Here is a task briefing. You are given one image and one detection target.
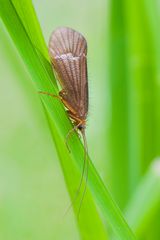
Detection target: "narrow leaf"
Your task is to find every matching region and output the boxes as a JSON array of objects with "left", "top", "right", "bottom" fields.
[{"left": 0, "top": 0, "right": 136, "bottom": 239}]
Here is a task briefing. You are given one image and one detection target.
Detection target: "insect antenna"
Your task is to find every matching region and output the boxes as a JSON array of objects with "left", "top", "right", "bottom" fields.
[
  {"left": 77, "top": 128, "right": 88, "bottom": 218},
  {"left": 63, "top": 127, "right": 88, "bottom": 218}
]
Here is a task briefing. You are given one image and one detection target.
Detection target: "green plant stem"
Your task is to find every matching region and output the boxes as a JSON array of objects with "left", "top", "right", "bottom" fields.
[
  {"left": 143, "top": 1, "right": 160, "bottom": 239},
  {"left": 124, "top": 0, "right": 157, "bottom": 193},
  {"left": 12, "top": 0, "right": 48, "bottom": 60},
  {"left": 0, "top": 1, "right": 108, "bottom": 239},
  {"left": 43, "top": 104, "right": 108, "bottom": 240},
  {"left": 108, "top": 0, "right": 129, "bottom": 209},
  {"left": 0, "top": 0, "right": 136, "bottom": 239},
  {"left": 125, "top": 159, "right": 160, "bottom": 238}
]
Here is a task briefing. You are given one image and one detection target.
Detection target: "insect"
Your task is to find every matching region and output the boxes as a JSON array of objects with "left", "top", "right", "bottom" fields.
[{"left": 39, "top": 27, "right": 89, "bottom": 214}]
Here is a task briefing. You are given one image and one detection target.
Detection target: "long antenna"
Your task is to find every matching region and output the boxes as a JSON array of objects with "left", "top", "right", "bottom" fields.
[
  {"left": 63, "top": 127, "right": 87, "bottom": 216},
  {"left": 77, "top": 128, "right": 88, "bottom": 218}
]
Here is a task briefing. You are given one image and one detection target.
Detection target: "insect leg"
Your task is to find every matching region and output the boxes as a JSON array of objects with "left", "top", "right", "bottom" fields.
[
  {"left": 38, "top": 91, "right": 61, "bottom": 100},
  {"left": 65, "top": 112, "right": 84, "bottom": 151},
  {"left": 65, "top": 125, "right": 78, "bottom": 152}
]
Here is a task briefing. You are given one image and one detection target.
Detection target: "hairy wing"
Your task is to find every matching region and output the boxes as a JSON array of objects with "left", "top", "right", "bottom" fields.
[{"left": 48, "top": 27, "right": 88, "bottom": 118}]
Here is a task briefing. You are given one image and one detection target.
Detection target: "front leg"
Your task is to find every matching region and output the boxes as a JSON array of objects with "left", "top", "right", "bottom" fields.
[{"left": 38, "top": 91, "right": 61, "bottom": 100}]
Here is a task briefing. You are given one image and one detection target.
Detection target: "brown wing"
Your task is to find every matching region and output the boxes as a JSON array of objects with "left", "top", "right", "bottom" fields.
[{"left": 48, "top": 27, "right": 88, "bottom": 119}]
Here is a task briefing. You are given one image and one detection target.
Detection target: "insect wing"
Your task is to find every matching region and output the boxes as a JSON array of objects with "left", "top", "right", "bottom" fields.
[{"left": 49, "top": 27, "right": 88, "bottom": 119}]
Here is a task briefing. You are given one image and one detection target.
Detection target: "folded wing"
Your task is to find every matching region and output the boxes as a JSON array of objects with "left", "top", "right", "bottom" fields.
[{"left": 49, "top": 27, "right": 88, "bottom": 119}]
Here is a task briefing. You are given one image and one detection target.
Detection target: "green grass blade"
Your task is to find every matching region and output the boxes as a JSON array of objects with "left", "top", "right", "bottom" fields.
[
  {"left": 12, "top": 0, "right": 48, "bottom": 60},
  {"left": 125, "top": 159, "right": 160, "bottom": 238},
  {"left": 143, "top": 1, "right": 160, "bottom": 238},
  {"left": 43, "top": 104, "right": 108, "bottom": 240},
  {"left": 0, "top": 1, "right": 107, "bottom": 239},
  {"left": 108, "top": 0, "right": 129, "bottom": 209},
  {"left": 0, "top": 0, "right": 136, "bottom": 239},
  {"left": 124, "top": 0, "right": 157, "bottom": 192}
]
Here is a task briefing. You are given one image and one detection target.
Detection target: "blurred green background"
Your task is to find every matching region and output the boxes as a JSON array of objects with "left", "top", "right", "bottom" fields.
[{"left": 1, "top": 0, "right": 160, "bottom": 239}]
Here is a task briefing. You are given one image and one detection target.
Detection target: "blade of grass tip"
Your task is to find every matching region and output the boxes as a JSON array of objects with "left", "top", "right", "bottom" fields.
[
  {"left": 125, "top": 159, "right": 160, "bottom": 238},
  {"left": 0, "top": 1, "right": 136, "bottom": 239},
  {"left": 108, "top": 0, "right": 129, "bottom": 209},
  {"left": 124, "top": 0, "right": 157, "bottom": 193}
]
